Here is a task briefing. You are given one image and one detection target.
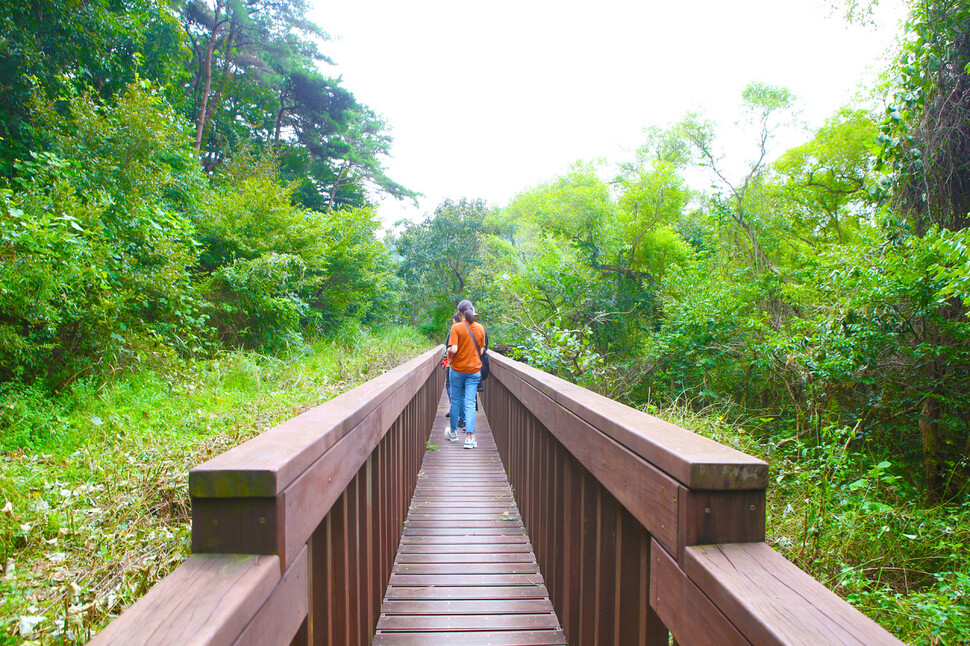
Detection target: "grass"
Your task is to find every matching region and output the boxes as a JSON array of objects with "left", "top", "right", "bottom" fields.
[
  {"left": 5, "top": 333, "right": 965, "bottom": 644},
  {"left": 0, "top": 326, "right": 431, "bottom": 644},
  {"left": 646, "top": 400, "right": 970, "bottom": 645}
]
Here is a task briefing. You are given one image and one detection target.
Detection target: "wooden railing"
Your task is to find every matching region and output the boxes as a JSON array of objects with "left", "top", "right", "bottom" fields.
[
  {"left": 90, "top": 348, "right": 444, "bottom": 645},
  {"left": 90, "top": 346, "right": 904, "bottom": 645},
  {"left": 481, "top": 351, "right": 903, "bottom": 645}
]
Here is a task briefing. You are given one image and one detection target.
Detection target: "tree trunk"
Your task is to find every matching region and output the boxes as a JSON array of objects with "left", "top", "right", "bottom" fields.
[
  {"left": 327, "top": 162, "right": 351, "bottom": 211},
  {"left": 274, "top": 88, "right": 287, "bottom": 142},
  {"left": 195, "top": 0, "right": 226, "bottom": 152},
  {"left": 920, "top": 396, "right": 944, "bottom": 503},
  {"left": 198, "top": 28, "right": 235, "bottom": 151}
]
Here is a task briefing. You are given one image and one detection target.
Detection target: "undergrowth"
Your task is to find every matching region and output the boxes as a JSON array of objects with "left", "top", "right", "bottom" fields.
[
  {"left": 0, "top": 326, "right": 430, "bottom": 644},
  {"left": 648, "top": 401, "right": 970, "bottom": 645}
]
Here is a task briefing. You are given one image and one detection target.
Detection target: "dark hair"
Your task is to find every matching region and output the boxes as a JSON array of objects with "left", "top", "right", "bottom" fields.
[
  {"left": 457, "top": 299, "right": 476, "bottom": 322},
  {"left": 452, "top": 312, "right": 461, "bottom": 323}
]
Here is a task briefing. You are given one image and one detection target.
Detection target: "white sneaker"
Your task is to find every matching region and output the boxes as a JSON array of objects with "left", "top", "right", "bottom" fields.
[
  {"left": 463, "top": 436, "right": 474, "bottom": 449},
  {"left": 448, "top": 431, "right": 459, "bottom": 442},
  {"left": 471, "top": 436, "right": 478, "bottom": 448}
]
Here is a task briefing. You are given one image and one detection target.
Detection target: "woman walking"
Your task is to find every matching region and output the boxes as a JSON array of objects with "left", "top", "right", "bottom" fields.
[
  {"left": 447, "top": 299, "right": 486, "bottom": 449},
  {"left": 443, "top": 312, "right": 465, "bottom": 431}
]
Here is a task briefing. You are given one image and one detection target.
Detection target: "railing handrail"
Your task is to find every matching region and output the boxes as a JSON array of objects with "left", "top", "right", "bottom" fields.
[
  {"left": 483, "top": 350, "right": 903, "bottom": 645},
  {"left": 189, "top": 349, "right": 437, "bottom": 498},
  {"left": 189, "top": 348, "right": 438, "bottom": 570},
  {"left": 498, "top": 352, "right": 769, "bottom": 489},
  {"left": 90, "top": 347, "right": 444, "bottom": 645},
  {"left": 89, "top": 347, "right": 903, "bottom": 645}
]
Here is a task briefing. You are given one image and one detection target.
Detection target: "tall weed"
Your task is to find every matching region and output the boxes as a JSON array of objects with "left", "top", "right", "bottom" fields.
[
  {"left": 647, "top": 400, "right": 970, "bottom": 645},
  {"left": 0, "top": 327, "right": 429, "bottom": 644}
]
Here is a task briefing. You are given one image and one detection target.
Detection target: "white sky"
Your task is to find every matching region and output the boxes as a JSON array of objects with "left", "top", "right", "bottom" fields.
[{"left": 308, "top": 0, "right": 907, "bottom": 228}]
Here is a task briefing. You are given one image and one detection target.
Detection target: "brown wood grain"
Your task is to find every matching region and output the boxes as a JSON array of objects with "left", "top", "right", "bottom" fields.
[
  {"left": 677, "top": 487, "right": 766, "bottom": 564},
  {"left": 381, "top": 599, "right": 555, "bottom": 614},
  {"left": 596, "top": 492, "right": 619, "bottom": 645},
  {"left": 374, "top": 401, "right": 563, "bottom": 644},
  {"left": 490, "top": 352, "right": 767, "bottom": 490},
  {"left": 192, "top": 496, "right": 279, "bottom": 556},
  {"left": 281, "top": 405, "right": 381, "bottom": 570},
  {"left": 649, "top": 539, "right": 750, "bottom": 646},
  {"left": 235, "top": 546, "right": 308, "bottom": 646},
  {"left": 372, "top": 632, "right": 567, "bottom": 646},
  {"left": 392, "top": 563, "right": 541, "bottom": 575},
  {"left": 395, "top": 552, "right": 536, "bottom": 563},
  {"left": 102, "top": 347, "right": 897, "bottom": 646},
  {"left": 189, "top": 349, "right": 438, "bottom": 499},
  {"left": 684, "top": 543, "right": 906, "bottom": 645},
  {"left": 397, "top": 543, "right": 532, "bottom": 553},
  {"left": 89, "top": 555, "right": 280, "bottom": 645},
  {"left": 384, "top": 586, "right": 551, "bottom": 600},
  {"left": 563, "top": 455, "right": 582, "bottom": 644},
  {"left": 578, "top": 473, "right": 597, "bottom": 646},
  {"left": 378, "top": 614, "right": 561, "bottom": 631},
  {"left": 189, "top": 349, "right": 441, "bottom": 572},
  {"left": 499, "top": 369, "right": 682, "bottom": 551},
  {"left": 307, "top": 516, "right": 330, "bottom": 646},
  {"left": 398, "top": 535, "right": 530, "bottom": 546}
]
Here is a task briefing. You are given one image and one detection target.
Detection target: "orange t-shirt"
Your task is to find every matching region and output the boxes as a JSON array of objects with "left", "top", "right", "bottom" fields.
[{"left": 448, "top": 321, "right": 486, "bottom": 374}]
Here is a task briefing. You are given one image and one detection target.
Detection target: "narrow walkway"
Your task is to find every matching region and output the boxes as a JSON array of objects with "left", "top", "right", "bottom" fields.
[{"left": 372, "top": 391, "right": 566, "bottom": 646}]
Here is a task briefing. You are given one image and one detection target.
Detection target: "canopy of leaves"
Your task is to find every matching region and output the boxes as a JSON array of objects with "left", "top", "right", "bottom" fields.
[{"left": 0, "top": 1, "right": 411, "bottom": 386}]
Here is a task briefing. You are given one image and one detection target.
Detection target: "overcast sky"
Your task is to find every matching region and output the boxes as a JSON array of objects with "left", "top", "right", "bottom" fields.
[{"left": 308, "top": 0, "right": 907, "bottom": 227}]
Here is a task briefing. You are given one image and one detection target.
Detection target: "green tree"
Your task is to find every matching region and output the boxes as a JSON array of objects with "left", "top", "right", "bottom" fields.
[
  {"left": 615, "top": 135, "right": 694, "bottom": 280},
  {"left": 199, "top": 151, "right": 395, "bottom": 345},
  {"left": 677, "top": 83, "right": 797, "bottom": 270},
  {"left": 0, "top": 0, "right": 187, "bottom": 176},
  {"left": 394, "top": 198, "right": 489, "bottom": 329},
  {"left": 771, "top": 108, "right": 878, "bottom": 247},
  {"left": 870, "top": 0, "right": 970, "bottom": 501},
  {"left": 876, "top": 0, "right": 970, "bottom": 234},
  {"left": 0, "top": 83, "right": 207, "bottom": 386},
  {"left": 504, "top": 163, "right": 616, "bottom": 269},
  {"left": 179, "top": 0, "right": 411, "bottom": 209}
]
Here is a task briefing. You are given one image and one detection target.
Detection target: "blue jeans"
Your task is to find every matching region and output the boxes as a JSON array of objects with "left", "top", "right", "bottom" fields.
[{"left": 449, "top": 369, "right": 481, "bottom": 434}]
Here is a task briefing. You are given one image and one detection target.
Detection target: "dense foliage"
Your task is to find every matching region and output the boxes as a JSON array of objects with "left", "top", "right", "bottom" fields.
[
  {"left": 391, "top": 2, "right": 970, "bottom": 641},
  {"left": 1, "top": 0, "right": 969, "bottom": 643},
  {"left": 399, "top": 27, "right": 970, "bottom": 505},
  {"left": 0, "top": 5, "right": 421, "bottom": 641},
  {"left": 0, "top": 328, "right": 430, "bottom": 643},
  {"left": 0, "top": 0, "right": 411, "bottom": 395}
]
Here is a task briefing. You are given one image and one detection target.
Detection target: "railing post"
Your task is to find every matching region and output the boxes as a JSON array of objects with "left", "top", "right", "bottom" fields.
[
  {"left": 482, "top": 351, "right": 902, "bottom": 646},
  {"left": 88, "top": 349, "right": 444, "bottom": 646}
]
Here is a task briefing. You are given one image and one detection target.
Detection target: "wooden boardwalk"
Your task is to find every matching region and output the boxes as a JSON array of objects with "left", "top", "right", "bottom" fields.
[{"left": 372, "top": 392, "right": 566, "bottom": 646}]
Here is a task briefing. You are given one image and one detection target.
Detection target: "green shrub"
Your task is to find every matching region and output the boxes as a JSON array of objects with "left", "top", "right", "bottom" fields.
[
  {"left": 0, "top": 83, "right": 208, "bottom": 388},
  {"left": 0, "top": 383, "right": 70, "bottom": 452},
  {"left": 206, "top": 254, "right": 309, "bottom": 352}
]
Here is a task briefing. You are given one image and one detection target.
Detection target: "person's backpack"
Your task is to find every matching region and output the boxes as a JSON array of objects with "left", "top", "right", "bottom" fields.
[{"left": 463, "top": 322, "right": 489, "bottom": 381}]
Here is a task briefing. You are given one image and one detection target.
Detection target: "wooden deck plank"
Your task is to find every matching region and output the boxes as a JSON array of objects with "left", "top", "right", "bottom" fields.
[
  {"left": 392, "top": 563, "right": 541, "bottom": 575},
  {"left": 405, "top": 514, "right": 521, "bottom": 520},
  {"left": 372, "top": 631, "right": 567, "bottom": 646},
  {"left": 394, "top": 553, "right": 537, "bottom": 564},
  {"left": 403, "top": 520, "right": 524, "bottom": 527},
  {"left": 381, "top": 599, "right": 555, "bottom": 614},
  {"left": 397, "top": 544, "right": 533, "bottom": 554},
  {"left": 378, "top": 614, "right": 561, "bottom": 631},
  {"left": 384, "top": 586, "right": 551, "bottom": 600},
  {"left": 398, "top": 535, "right": 530, "bottom": 544},
  {"left": 403, "top": 523, "right": 526, "bottom": 537},
  {"left": 374, "top": 391, "right": 565, "bottom": 645}
]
